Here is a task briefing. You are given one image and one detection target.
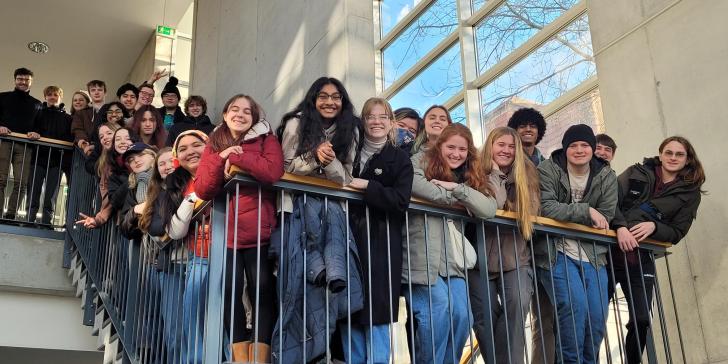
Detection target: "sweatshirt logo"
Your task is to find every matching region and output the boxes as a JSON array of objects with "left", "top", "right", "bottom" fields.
[{"left": 374, "top": 168, "right": 382, "bottom": 175}]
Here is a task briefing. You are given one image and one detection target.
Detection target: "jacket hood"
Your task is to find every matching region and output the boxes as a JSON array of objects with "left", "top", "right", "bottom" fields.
[{"left": 243, "top": 119, "right": 273, "bottom": 141}]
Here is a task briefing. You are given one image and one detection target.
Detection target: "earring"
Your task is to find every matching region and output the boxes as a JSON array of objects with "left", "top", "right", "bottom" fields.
[{"left": 172, "top": 158, "right": 180, "bottom": 168}]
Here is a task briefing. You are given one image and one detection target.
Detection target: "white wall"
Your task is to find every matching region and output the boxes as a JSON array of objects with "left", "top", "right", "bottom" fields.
[
  {"left": 190, "top": 0, "right": 375, "bottom": 126},
  {"left": 589, "top": 0, "right": 728, "bottom": 362}
]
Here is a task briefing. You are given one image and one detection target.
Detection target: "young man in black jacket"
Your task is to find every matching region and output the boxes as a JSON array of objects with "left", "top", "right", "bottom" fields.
[
  {"left": 0, "top": 67, "right": 42, "bottom": 220},
  {"left": 27, "top": 86, "right": 74, "bottom": 225}
]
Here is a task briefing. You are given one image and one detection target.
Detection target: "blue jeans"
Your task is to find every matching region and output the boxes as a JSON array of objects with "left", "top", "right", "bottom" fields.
[
  {"left": 158, "top": 264, "right": 185, "bottom": 363},
  {"left": 538, "top": 253, "right": 609, "bottom": 364},
  {"left": 339, "top": 322, "right": 391, "bottom": 364},
  {"left": 403, "top": 276, "right": 472, "bottom": 364},
  {"left": 182, "top": 257, "right": 208, "bottom": 364}
]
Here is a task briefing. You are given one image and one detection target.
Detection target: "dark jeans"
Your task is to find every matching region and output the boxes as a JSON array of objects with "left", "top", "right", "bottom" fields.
[
  {"left": 27, "top": 160, "right": 70, "bottom": 224},
  {"left": 224, "top": 245, "right": 276, "bottom": 344},
  {"left": 608, "top": 249, "right": 656, "bottom": 364},
  {"left": 0, "top": 141, "right": 32, "bottom": 217}
]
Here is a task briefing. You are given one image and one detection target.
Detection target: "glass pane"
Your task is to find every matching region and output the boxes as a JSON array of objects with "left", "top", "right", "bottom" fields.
[
  {"left": 475, "top": 0, "right": 579, "bottom": 74},
  {"left": 380, "top": 0, "right": 423, "bottom": 37},
  {"left": 389, "top": 44, "right": 463, "bottom": 116},
  {"left": 540, "top": 89, "right": 604, "bottom": 157},
  {"left": 479, "top": 15, "right": 595, "bottom": 123},
  {"left": 450, "top": 103, "right": 466, "bottom": 124},
  {"left": 472, "top": 0, "right": 487, "bottom": 12},
  {"left": 174, "top": 37, "right": 192, "bottom": 82},
  {"left": 382, "top": 0, "right": 458, "bottom": 89}
]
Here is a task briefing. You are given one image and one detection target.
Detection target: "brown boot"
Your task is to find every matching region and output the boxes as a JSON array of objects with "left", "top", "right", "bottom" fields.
[
  {"left": 248, "top": 342, "right": 271, "bottom": 364},
  {"left": 231, "top": 341, "right": 251, "bottom": 363}
]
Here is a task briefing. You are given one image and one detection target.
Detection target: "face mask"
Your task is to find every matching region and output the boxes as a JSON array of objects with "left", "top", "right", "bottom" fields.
[{"left": 395, "top": 128, "right": 415, "bottom": 146}]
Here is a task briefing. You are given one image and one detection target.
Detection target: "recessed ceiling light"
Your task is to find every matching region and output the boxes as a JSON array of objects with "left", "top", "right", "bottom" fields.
[{"left": 27, "top": 41, "right": 49, "bottom": 54}]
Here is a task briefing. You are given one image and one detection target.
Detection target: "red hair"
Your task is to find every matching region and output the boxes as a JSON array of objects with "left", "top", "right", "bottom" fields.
[{"left": 424, "top": 124, "right": 491, "bottom": 196}]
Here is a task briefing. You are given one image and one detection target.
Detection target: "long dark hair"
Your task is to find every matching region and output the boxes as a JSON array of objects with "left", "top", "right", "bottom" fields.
[
  {"left": 209, "top": 94, "right": 265, "bottom": 153},
  {"left": 276, "top": 77, "right": 359, "bottom": 161},
  {"left": 132, "top": 105, "right": 167, "bottom": 149},
  {"left": 160, "top": 132, "right": 207, "bottom": 226}
]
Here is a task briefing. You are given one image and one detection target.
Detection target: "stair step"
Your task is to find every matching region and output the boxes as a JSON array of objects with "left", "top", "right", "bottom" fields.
[
  {"left": 104, "top": 333, "right": 120, "bottom": 364},
  {"left": 75, "top": 272, "right": 86, "bottom": 298},
  {"left": 68, "top": 253, "right": 78, "bottom": 278},
  {"left": 97, "top": 320, "right": 110, "bottom": 351},
  {"left": 92, "top": 308, "right": 106, "bottom": 336}
]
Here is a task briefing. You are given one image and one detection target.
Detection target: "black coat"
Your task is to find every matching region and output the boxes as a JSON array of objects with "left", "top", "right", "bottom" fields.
[
  {"left": 350, "top": 143, "right": 413, "bottom": 325},
  {"left": 34, "top": 103, "right": 73, "bottom": 168},
  {"left": 158, "top": 106, "right": 188, "bottom": 131},
  {"left": 611, "top": 157, "right": 702, "bottom": 244},
  {"left": 0, "top": 89, "right": 41, "bottom": 133}
]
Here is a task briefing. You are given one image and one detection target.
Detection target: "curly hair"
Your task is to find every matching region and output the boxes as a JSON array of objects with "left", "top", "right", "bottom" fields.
[
  {"left": 424, "top": 124, "right": 490, "bottom": 196},
  {"left": 507, "top": 107, "right": 546, "bottom": 145},
  {"left": 276, "top": 77, "right": 360, "bottom": 162}
]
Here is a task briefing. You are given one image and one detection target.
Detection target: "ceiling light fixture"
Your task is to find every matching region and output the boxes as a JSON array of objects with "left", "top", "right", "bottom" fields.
[{"left": 27, "top": 41, "right": 49, "bottom": 54}]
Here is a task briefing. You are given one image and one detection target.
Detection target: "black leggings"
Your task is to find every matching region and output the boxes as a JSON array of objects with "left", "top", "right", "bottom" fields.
[{"left": 223, "top": 245, "right": 276, "bottom": 344}]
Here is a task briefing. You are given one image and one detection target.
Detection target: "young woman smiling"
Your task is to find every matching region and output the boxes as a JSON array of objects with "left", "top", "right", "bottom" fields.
[
  {"left": 471, "top": 127, "right": 540, "bottom": 364},
  {"left": 404, "top": 123, "right": 496, "bottom": 363},
  {"left": 195, "top": 94, "right": 284, "bottom": 363},
  {"left": 345, "top": 97, "right": 413, "bottom": 363},
  {"left": 411, "top": 105, "right": 452, "bottom": 154}
]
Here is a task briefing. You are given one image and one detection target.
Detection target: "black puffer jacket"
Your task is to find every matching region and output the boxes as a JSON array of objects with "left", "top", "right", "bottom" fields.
[
  {"left": 165, "top": 114, "right": 215, "bottom": 146},
  {"left": 611, "top": 157, "right": 702, "bottom": 244}
]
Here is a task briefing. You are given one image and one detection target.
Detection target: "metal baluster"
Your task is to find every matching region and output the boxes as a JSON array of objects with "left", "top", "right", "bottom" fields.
[
  {"left": 650, "top": 252, "right": 673, "bottom": 363},
  {"left": 494, "top": 225, "right": 513, "bottom": 364},
  {"left": 589, "top": 240, "right": 612, "bottom": 364},
  {"left": 606, "top": 246, "right": 627, "bottom": 363},
  {"left": 404, "top": 211, "right": 416, "bottom": 364},
  {"left": 422, "top": 213, "right": 437, "bottom": 362},
  {"left": 440, "top": 216, "right": 457, "bottom": 364},
  {"left": 460, "top": 218, "right": 475, "bottom": 364},
  {"left": 635, "top": 248, "right": 658, "bottom": 364},
  {"left": 575, "top": 240, "right": 598, "bottom": 363},
  {"left": 528, "top": 235, "right": 549, "bottom": 364},
  {"left": 475, "top": 219, "right": 496, "bottom": 364},
  {"left": 510, "top": 227, "right": 529, "bottom": 364},
  {"left": 621, "top": 247, "right": 644, "bottom": 363}
]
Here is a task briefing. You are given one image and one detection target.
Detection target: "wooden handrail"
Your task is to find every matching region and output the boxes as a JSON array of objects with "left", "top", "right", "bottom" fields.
[
  {"left": 1, "top": 131, "right": 75, "bottom": 147},
  {"left": 229, "top": 167, "right": 671, "bottom": 248}
]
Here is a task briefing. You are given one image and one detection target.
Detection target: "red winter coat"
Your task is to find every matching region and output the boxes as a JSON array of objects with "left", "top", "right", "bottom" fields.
[{"left": 194, "top": 122, "right": 284, "bottom": 249}]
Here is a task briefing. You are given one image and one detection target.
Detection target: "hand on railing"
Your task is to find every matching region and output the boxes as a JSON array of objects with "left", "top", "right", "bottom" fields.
[
  {"left": 27, "top": 131, "right": 41, "bottom": 140},
  {"left": 0, "top": 126, "right": 10, "bottom": 135}
]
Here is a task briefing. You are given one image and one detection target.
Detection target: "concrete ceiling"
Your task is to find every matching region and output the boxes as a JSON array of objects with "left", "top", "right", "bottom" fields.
[{"left": 0, "top": 0, "right": 192, "bottom": 101}]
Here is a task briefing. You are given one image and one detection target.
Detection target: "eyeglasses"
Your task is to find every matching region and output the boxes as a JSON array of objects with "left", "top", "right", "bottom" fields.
[
  {"left": 107, "top": 110, "right": 124, "bottom": 115},
  {"left": 365, "top": 114, "right": 391, "bottom": 122},
  {"left": 662, "top": 150, "right": 687, "bottom": 158},
  {"left": 15, "top": 77, "right": 31, "bottom": 82},
  {"left": 140, "top": 91, "right": 154, "bottom": 98},
  {"left": 317, "top": 92, "right": 342, "bottom": 102}
]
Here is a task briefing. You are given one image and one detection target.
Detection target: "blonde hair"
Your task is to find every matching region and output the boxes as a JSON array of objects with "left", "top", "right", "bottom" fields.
[
  {"left": 44, "top": 85, "right": 63, "bottom": 98},
  {"left": 128, "top": 149, "right": 158, "bottom": 188},
  {"left": 360, "top": 97, "right": 396, "bottom": 144},
  {"left": 479, "top": 127, "right": 540, "bottom": 240}
]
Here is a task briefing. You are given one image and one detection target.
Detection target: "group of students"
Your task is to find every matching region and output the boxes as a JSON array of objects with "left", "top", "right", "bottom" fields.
[{"left": 1, "top": 67, "right": 706, "bottom": 364}]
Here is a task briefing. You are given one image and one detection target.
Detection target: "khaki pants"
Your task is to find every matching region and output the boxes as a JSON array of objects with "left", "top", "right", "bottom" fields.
[{"left": 0, "top": 141, "right": 32, "bottom": 217}]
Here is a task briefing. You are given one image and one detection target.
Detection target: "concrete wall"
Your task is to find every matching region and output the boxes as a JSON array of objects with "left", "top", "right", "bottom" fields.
[
  {"left": 190, "top": 0, "right": 375, "bottom": 126},
  {"left": 126, "top": 32, "right": 156, "bottom": 87},
  {"left": 0, "top": 232, "right": 74, "bottom": 296},
  {"left": 588, "top": 0, "right": 728, "bottom": 363}
]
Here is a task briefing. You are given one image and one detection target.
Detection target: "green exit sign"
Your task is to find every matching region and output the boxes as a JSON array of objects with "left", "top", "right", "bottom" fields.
[{"left": 157, "top": 25, "right": 175, "bottom": 36}]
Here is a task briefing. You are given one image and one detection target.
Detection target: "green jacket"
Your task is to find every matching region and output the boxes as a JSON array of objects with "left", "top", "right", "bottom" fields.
[
  {"left": 402, "top": 150, "right": 497, "bottom": 285},
  {"left": 534, "top": 149, "right": 618, "bottom": 269}
]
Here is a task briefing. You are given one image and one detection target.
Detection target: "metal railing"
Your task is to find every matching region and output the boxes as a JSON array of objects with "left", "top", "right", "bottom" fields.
[
  {"left": 0, "top": 133, "right": 73, "bottom": 228},
  {"left": 64, "top": 147, "right": 686, "bottom": 364}
]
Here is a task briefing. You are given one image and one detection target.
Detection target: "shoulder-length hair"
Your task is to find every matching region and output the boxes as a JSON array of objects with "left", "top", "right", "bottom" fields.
[
  {"left": 414, "top": 105, "right": 452, "bottom": 152},
  {"left": 480, "top": 127, "right": 540, "bottom": 240},
  {"left": 209, "top": 94, "right": 265, "bottom": 153},
  {"left": 424, "top": 123, "right": 489, "bottom": 195},
  {"left": 131, "top": 105, "right": 167, "bottom": 149},
  {"left": 659, "top": 136, "right": 706, "bottom": 191},
  {"left": 276, "top": 77, "right": 359, "bottom": 162},
  {"left": 139, "top": 147, "right": 172, "bottom": 233},
  {"left": 70, "top": 91, "right": 90, "bottom": 116},
  {"left": 360, "top": 97, "right": 396, "bottom": 144},
  {"left": 109, "top": 127, "right": 140, "bottom": 173}
]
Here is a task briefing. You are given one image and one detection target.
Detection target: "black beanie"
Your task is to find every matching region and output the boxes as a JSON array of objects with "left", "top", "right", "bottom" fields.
[
  {"left": 161, "top": 76, "right": 181, "bottom": 99},
  {"left": 562, "top": 124, "right": 596, "bottom": 151},
  {"left": 116, "top": 83, "right": 139, "bottom": 98}
]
